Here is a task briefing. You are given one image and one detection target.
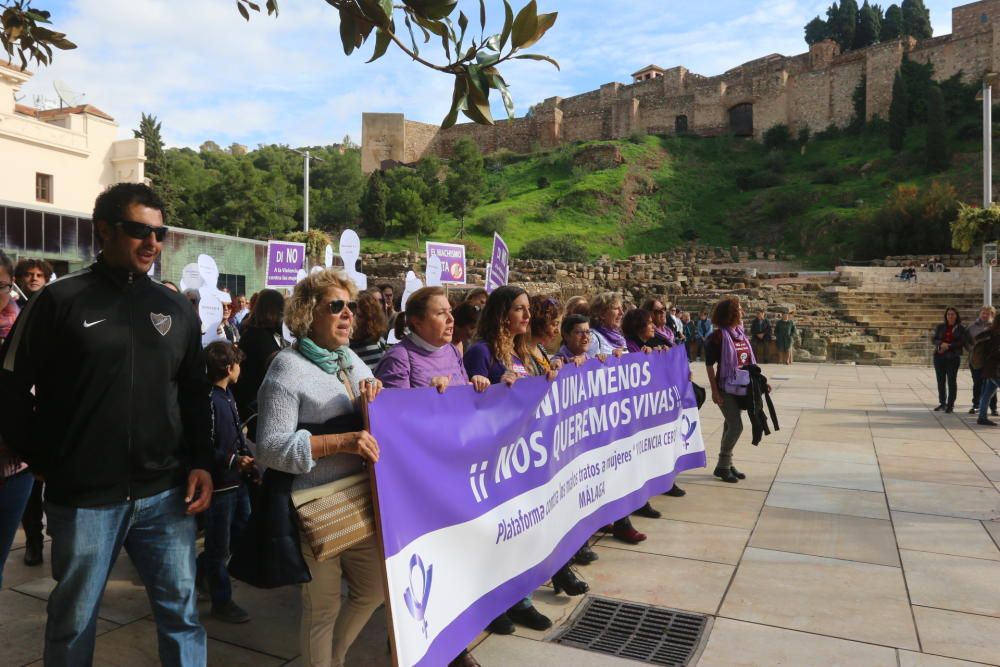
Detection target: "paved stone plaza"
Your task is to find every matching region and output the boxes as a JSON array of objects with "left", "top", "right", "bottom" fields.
[{"left": 3, "top": 362, "right": 1000, "bottom": 666}]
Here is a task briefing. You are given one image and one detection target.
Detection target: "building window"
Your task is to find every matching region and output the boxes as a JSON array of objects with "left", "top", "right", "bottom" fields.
[
  {"left": 36, "top": 173, "right": 53, "bottom": 203},
  {"left": 675, "top": 115, "right": 689, "bottom": 135}
]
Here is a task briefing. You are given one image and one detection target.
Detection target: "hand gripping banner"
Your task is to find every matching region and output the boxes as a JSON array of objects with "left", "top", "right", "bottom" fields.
[{"left": 367, "top": 347, "right": 706, "bottom": 667}]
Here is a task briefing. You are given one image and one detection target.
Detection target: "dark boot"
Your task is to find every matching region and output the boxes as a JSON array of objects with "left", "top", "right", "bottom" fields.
[{"left": 552, "top": 565, "right": 589, "bottom": 596}]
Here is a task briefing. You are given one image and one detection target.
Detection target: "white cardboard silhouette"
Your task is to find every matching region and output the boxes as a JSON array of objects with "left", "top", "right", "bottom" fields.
[
  {"left": 196, "top": 254, "right": 224, "bottom": 346},
  {"left": 339, "top": 229, "right": 367, "bottom": 290},
  {"left": 425, "top": 255, "right": 443, "bottom": 287}
]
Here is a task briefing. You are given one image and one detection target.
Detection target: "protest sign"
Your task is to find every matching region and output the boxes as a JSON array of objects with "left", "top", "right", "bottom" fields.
[
  {"left": 368, "top": 348, "right": 705, "bottom": 667},
  {"left": 484, "top": 233, "right": 509, "bottom": 294},
  {"left": 425, "top": 242, "right": 467, "bottom": 285},
  {"left": 266, "top": 240, "right": 306, "bottom": 288}
]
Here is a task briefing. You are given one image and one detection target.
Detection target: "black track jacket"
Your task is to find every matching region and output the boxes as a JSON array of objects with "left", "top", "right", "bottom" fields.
[{"left": 0, "top": 256, "right": 213, "bottom": 507}]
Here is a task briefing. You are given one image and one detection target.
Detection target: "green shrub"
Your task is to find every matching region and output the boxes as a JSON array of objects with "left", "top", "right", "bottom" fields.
[
  {"left": 537, "top": 175, "right": 551, "bottom": 189},
  {"left": 628, "top": 128, "right": 648, "bottom": 144},
  {"left": 763, "top": 151, "right": 787, "bottom": 174},
  {"left": 535, "top": 206, "right": 554, "bottom": 223},
  {"left": 762, "top": 124, "right": 792, "bottom": 150},
  {"left": 812, "top": 167, "right": 845, "bottom": 185},
  {"left": 855, "top": 182, "right": 958, "bottom": 259},
  {"left": 816, "top": 124, "right": 843, "bottom": 140},
  {"left": 797, "top": 128, "right": 811, "bottom": 146},
  {"left": 477, "top": 213, "right": 507, "bottom": 235},
  {"left": 735, "top": 168, "right": 784, "bottom": 190},
  {"left": 489, "top": 180, "right": 510, "bottom": 202},
  {"left": 520, "top": 236, "right": 588, "bottom": 262}
]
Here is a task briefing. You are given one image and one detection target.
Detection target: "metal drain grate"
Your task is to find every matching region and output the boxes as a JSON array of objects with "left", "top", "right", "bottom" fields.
[{"left": 553, "top": 597, "right": 709, "bottom": 666}]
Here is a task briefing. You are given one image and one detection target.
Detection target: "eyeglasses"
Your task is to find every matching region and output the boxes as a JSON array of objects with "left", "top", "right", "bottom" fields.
[
  {"left": 570, "top": 329, "right": 592, "bottom": 338},
  {"left": 326, "top": 300, "right": 358, "bottom": 315},
  {"left": 0, "top": 282, "right": 11, "bottom": 293},
  {"left": 117, "top": 220, "right": 168, "bottom": 242}
]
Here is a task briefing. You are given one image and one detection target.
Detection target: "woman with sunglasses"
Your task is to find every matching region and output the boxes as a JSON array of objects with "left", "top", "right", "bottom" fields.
[
  {"left": 463, "top": 286, "right": 587, "bottom": 635},
  {"left": 255, "top": 270, "right": 384, "bottom": 667}
]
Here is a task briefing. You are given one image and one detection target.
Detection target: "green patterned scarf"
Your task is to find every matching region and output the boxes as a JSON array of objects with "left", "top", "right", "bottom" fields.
[{"left": 297, "top": 337, "right": 354, "bottom": 375}]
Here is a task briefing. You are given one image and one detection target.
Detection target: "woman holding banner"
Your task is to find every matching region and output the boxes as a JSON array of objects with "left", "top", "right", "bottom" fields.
[
  {"left": 464, "top": 286, "right": 589, "bottom": 634},
  {"left": 587, "top": 293, "right": 660, "bottom": 539},
  {"left": 375, "top": 285, "right": 487, "bottom": 667},
  {"left": 255, "top": 270, "right": 384, "bottom": 667},
  {"left": 704, "top": 296, "right": 753, "bottom": 484}
]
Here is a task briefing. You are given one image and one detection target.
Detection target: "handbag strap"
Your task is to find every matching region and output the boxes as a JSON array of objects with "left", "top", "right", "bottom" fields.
[{"left": 336, "top": 368, "right": 358, "bottom": 402}]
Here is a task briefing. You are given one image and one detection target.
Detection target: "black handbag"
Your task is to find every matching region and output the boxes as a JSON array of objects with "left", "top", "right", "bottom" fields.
[
  {"left": 228, "top": 411, "right": 365, "bottom": 589},
  {"left": 228, "top": 468, "right": 312, "bottom": 589},
  {"left": 692, "top": 382, "right": 706, "bottom": 409}
]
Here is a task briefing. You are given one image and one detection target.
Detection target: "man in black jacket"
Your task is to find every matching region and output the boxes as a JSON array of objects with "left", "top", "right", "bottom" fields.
[{"left": 0, "top": 183, "right": 214, "bottom": 666}]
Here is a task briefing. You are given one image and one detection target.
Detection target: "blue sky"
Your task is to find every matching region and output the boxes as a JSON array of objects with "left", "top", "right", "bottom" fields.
[{"left": 17, "top": 0, "right": 961, "bottom": 148}]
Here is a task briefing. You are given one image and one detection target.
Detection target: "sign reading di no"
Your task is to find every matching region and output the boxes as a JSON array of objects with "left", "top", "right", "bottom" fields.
[{"left": 266, "top": 240, "right": 307, "bottom": 288}]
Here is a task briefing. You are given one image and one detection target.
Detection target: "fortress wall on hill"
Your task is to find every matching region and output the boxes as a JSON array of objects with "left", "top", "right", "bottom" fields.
[{"left": 361, "top": 0, "right": 1000, "bottom": 172}]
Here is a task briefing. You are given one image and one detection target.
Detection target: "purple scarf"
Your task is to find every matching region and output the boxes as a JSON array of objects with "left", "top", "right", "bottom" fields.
[
  {"left": 721, "top": 325, "right": 755, "bottom": 395},
  {"left": 593, "top": 325, "right": 626, "bottom": 350},
  {"left": 626, "top": 338, "right": 644, "bottom": 354},
  {"left": 556, "top": 344, "right": 586, "bottom": 362},
  {"left": 654, "top": 325, "right": 675, "bottom": 345}
]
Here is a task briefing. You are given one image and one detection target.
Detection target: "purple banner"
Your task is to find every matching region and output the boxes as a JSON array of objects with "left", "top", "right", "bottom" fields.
[
  {"left": 484, "top": 232, "right": 509, "bottom": 294},
  {"left": 265, "top": 240, "right": 306, "bottom": 288},
  {"left": 426, "top": 242, "right": 467, "bottom": 285},
  {"left": 368, "top": 348, "right": 706, "bottom": 667}
]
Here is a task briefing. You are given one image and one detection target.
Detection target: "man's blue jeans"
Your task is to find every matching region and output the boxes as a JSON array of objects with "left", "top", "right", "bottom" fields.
[
  {"left": 44, "top": 486, "right": 206, "bottom": 667},
  {"left": 980, "top": 379, "right": 999, "bottom": 421},
  {"left": 197, "top": 485, "right": 250, "bottom": 608}
]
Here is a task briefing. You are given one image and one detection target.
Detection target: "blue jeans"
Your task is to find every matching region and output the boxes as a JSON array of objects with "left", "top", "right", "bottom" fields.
[
  {"left": 980, "top": 379, "right": 999, "bottom": 420},
  {"left": 44, "top": 486, "right": 206, "bottom": 667},
  {"left": 0, "top": 469, "right": 35, "bottom": 588},
  {"left": 197, "top": 485, "right": 250, "bottom": 608}
]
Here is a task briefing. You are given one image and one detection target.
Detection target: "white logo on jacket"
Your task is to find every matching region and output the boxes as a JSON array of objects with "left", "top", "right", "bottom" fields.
[{"left": 150, "top": 313, "right": 172, "bottom": 336}]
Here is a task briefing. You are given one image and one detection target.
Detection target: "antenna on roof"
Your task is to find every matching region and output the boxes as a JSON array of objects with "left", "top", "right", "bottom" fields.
[{"left": 53, "top": 80, "right": 85, "bottom": 108}]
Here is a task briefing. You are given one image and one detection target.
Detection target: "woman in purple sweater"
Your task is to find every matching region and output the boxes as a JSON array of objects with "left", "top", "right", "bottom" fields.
[{"left": 374, "top": 286, "right": 487, "bottom": 667}]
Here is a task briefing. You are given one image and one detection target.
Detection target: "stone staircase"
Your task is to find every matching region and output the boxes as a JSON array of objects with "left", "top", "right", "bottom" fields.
[{"left": 825, "top": 267, "right": 990, "bottom": 365}]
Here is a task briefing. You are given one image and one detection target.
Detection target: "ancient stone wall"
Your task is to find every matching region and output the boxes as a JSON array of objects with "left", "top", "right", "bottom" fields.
[{"left": 362, "top": 1, "right": 1000, "bottom": 172}]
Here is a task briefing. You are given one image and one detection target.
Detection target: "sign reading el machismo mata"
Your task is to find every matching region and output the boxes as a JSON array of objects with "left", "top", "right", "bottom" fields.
[
  {"left": 368, "top": 348, "right": 705, "bottom": 667},
  {"left": 265, "top": 240, "right": 306, "bottom": 288},
  {"left": 425, "top": 242, "right": 467, "bottom": 285}
]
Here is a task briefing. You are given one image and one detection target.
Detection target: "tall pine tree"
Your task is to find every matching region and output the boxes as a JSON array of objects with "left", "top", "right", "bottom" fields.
[
  {"left": 133, "top": 113, "right": 179, "bottom": 220},
  {"left": 889, "top": 69, "right": 909, "bottom": 151},
  {"left": 829, "top": 0, "right": 859, "bottom": 51},
  {"left": 901, "top": 0, "right": 932, "bottom": 39},
  {"left": 925, "top": 85, "right": 949, "bottom": 172},
  {"left": 445, "top": 138, "right": 485, "bottom": 239},
  {"left": 854, "top": 1, "right": 882, "bottom": 49},
  {"left": 360, "top": 170, "right": 388, "bottom": 238},
  {"left": 881, "top": 4, "right": 903, "bottom": 39},
  {"left": 805, "top": 16, "right": 831, "bottom": 44}
]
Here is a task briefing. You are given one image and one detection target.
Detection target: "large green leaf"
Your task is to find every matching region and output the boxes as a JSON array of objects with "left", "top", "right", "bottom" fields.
[
  {"left": 442, "top": 75, "right": 469, "bottom": 129},
  {"left": 517, "top": 10, "right": 556, "bottom": 49},
  {"left": 500, "top": 0, "right": 514, "bottom": 48},
  {"left": 403, "top": 0, "right": 458, "bottom": 21},
  {"left": 513, "top": 53, "right": 559, "bottom": 69},
  {"left": 511, "top": 0, "right": 538, "bottom": 49},
  {"left": 492, "top": 72, "right": 515, "bottom": 119},
  {"left": 479, "top": 0, "right": 487, "bottom": 31},
  {"left": 339, "top": 7, "right": 358, "bottom": 55},
  {"left": 464, "top": 67, "right": 494, "bottom": 125},
  {"left": 367, "top": 27, "right": 392, "bottom": 62}
]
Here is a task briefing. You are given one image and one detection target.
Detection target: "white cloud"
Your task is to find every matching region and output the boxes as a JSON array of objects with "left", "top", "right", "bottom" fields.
[{"left": 16, "top": 0, "right": 964, "bottom": 148}]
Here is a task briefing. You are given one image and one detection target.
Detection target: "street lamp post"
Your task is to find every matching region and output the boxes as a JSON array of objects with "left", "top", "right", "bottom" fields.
[
  {"left": 290, "top": 148, "right": 324, "bottom": 233},
  {"left": 978, "top": 73, "right": 998, "bottom": 306}
]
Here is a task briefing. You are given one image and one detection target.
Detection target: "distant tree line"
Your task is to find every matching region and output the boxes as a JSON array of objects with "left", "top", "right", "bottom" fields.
[
  {"left": 804, "top": 0, "right": 932, "bottom": 52},
  {"left": 134, "top": 115, "right": 488, "bottom": 245}
]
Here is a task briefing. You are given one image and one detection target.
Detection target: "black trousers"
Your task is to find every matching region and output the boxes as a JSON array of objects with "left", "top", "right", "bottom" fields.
[
  {"left": 20, "top": 479, "right": 44, "bottom": 547},
  {"left": 934, "top": 356, "right": 960, "bottom": 408},
  {"left": 971, "top": 366, "right": 997, "bottom": 411}
]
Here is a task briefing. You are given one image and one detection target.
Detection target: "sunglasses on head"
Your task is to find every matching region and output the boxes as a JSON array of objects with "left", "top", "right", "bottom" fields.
[
  {"left": 326, "top": 299, "right": 358, "bottom": 315},
  {"left": 117, "top": 219, "right": 168, "bottom": 242}
]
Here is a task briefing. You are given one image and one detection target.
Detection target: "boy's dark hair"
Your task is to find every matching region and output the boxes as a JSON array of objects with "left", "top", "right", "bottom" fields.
[
  {"left": 92, "top": 183, "right": 166, "bottom": 226},
  {"left": 205, "top": 341, "right": 246, "bottom": 382},
  {"left": 15, "top": 258, "right": 53, "bottom": 280}
]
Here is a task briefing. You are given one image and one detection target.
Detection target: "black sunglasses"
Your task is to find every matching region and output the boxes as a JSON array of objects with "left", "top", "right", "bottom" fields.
[
  {"left": 117, "top": 219, "right": 168, "bottom": 242},
  {"left": 327, "top": 299, "right": 358, "bottom": 315}
]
